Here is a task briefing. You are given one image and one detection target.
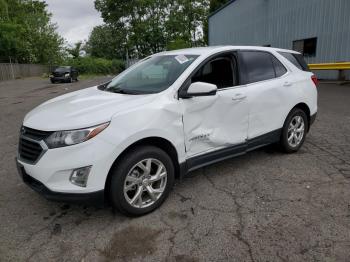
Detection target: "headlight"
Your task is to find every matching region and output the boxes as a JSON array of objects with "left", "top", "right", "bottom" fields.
[
  {"left": 44, "top": 122, "right": 109, "bottom": 148},
  {"left": 64, "top": 73, "right": 70, "bottom": 77}
]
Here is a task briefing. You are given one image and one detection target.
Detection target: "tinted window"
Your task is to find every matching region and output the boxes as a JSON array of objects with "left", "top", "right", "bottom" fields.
[
  {"left": 55, "top": 66, "right": 71, "bottom": 72},
  {"left": 240, "top": 51, "right": 275, "bottom": 83},
  {"left": 192, "top": 56, "right": 236, "bottom": 89},
  {"left": 271, "top": 56, "right": 287, "bottom": 77},
  {"left": 279, "top": 52, "right": 310, "bottom": 71},
  {"left": 294, "top": 54, "right": 310, "bottom": 71}
]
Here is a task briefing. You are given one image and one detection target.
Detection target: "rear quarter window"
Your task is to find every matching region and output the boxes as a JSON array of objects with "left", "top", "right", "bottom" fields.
[
  {"left": 271, "top": 56, "right": 287, "bottom": 77},
  {"left": 278, "top": 52, "right": 310, "bottom": 71}
]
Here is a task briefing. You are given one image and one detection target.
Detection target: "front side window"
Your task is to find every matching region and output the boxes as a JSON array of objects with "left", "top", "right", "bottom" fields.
[
  {"left": 106, "top": 55, "right": 198, "bottom": 94},
  {"left": 191, "top": 55, "right": 236, "bottom": 89}
]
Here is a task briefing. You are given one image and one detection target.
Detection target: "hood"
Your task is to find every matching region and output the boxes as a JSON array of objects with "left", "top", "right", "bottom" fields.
[{"left": 24, "top": 86, "right": 156, "bottom": 131}]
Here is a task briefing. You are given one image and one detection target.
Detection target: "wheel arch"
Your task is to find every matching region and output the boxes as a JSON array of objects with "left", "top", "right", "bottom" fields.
[
  {"left": 291, "top": 102, "right": 311, "bottom": 131},
  {"left": 104, "top": 136, "right": 181, "bottom": 199}
]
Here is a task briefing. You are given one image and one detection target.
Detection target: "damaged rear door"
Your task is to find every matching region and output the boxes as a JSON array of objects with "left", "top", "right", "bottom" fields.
[{"left": 180, "top": 52, "right": 249, "bottom": 157}]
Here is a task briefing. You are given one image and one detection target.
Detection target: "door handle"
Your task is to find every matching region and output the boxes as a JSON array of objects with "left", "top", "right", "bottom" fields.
[
  {"left": 283, "top": 81, "right": 293, "bottom": 87},
  {"left": 232, "top": 94, "right": 247, "bottom": 101}
]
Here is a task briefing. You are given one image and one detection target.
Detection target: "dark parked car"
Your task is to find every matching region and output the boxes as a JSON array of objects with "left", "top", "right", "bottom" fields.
[{"left": 50, "top": 66, "right": 78, "bottom": 83}]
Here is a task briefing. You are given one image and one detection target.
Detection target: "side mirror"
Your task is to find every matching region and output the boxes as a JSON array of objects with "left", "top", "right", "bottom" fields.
[{"left": 181, "top": 82, "right": 217, "bottom": 98}]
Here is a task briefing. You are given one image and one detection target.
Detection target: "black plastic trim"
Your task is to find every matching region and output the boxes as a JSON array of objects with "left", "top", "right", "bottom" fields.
[
  {"left": 187, "top": 143, "right": 246, "bottom": 172},
  {"left": 16, "top": 159, "right": 104, "bottom": 206},
  {"left": 184, "top": 128, "right": 282, "bottom": 174},
  {"left": 247, "top": 129, "right": 281, "bottom": 151},
  {"left": 310, "top": 113, "right": 317, "bottom": 126}
]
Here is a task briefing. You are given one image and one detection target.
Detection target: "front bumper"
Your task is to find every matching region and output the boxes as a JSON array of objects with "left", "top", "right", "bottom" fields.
[
  {"left": 16, "top": 132, "right": 118, "bottom": 203},
  {"left": 50, "top": 76, "right": 70, "bottom": 82},
  {"left": 16, "top": 159, "right": 105, "bottom": 205}
]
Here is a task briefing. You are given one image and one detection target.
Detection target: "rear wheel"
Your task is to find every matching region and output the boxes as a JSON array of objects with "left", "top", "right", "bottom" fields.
[
  {"left": 280, "top": 108, "right": 308, "bottom": 153},
  {"left": 109, "top": 146, "right": 175, "bottom": 216}
]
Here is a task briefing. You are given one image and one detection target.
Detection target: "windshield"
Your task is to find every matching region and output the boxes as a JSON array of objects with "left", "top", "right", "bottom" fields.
[
  {"left": 105, "top": 55, "right": 198, "bottom": 94},
  {"left": 55, "top": 66, "right": 70, "bottom": 72}
]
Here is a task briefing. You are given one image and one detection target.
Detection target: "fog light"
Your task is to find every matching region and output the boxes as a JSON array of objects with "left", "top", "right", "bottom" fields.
[{"left": 69, "top": 166, "right": 92, "bottom": 187}]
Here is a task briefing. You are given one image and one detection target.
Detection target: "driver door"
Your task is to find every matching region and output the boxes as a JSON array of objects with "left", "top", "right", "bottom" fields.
[{"left": 181, "top": 53, "right": 249, "bottom": 158}]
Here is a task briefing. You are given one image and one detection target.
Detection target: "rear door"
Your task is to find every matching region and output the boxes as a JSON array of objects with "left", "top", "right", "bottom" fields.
[
  {"left": 181, "top": 52, "right": 249, "bottom": 157},
  {"left": 238, "top": 50, "right": 293, "bottom": 140}
]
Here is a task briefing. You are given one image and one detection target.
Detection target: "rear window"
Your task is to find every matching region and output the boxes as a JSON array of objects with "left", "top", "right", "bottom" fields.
[
  {"left": 240, "top": 51, "right": 287, "bottom": 84},
  {"left": 278, "top": 52, "right": 310, "bottom": 71}
]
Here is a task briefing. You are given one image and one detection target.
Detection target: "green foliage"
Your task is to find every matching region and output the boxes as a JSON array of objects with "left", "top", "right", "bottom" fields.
[
  {"left": 166, "top": 38, "right": 191, "bottom": 51},
  {"left": 209, "top": 0, "right": 229, "bottom": 13},
  {"left": 67, "top": 42, "right": 83, "bottom": 59},
  {"left": 85, "top": 25, "right": 126, "bottom": 59},
  {"left": 0, "top": 0, "right": 64, "bottom": 64},
  {"left": 64, "top": 57, "right": 125, "bottom": 75},
  {"left": 93, "top": 0, "right": 210, "bottom": 58}
]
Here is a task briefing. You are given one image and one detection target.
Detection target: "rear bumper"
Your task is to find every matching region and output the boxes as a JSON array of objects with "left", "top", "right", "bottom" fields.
[{"left": 16, "top": 158, "right": 105, "bottom": 206}]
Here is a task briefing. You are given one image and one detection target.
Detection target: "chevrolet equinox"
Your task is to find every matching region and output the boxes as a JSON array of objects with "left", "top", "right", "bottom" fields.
[{"left": 16, "top": 46, "right": 318, "bottom": 216}]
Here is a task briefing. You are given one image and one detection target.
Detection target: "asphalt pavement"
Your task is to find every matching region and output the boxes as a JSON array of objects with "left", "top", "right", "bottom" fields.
[{"left": 0, "top": 77, "right": 349, "bottom": 261}]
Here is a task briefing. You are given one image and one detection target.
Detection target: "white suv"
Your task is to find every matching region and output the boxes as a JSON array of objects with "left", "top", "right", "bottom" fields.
[{"left": 16, "top": 46, "right": 317, "bottom": 216}]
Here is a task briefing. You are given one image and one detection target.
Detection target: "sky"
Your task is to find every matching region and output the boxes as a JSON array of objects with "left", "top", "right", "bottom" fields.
[{"left": 45, "top": 0, "right": 104, "bottom": 45}]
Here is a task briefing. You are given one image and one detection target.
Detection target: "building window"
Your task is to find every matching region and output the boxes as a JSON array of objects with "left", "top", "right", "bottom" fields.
[{"left": 292, "top": 37, "right": 317, "bottom": 57}]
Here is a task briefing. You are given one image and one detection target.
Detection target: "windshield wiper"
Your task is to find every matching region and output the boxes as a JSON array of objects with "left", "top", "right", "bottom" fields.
[{"left": 108, "top": 87, "right": 139, "bottom": 95}]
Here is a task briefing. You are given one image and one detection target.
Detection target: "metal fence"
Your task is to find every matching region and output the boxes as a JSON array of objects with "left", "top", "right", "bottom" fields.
[{"left": 0, "top": 63, "right": 50, "bottom": 81}]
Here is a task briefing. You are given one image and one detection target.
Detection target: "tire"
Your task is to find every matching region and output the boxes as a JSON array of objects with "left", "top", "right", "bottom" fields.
[
  {"left": 280, "top": 108, "right": 308, "bottom": 153},
  {"left": 50, "top": 79, "right": 55, "bottom": 84},
  {"left": 109, "top": 146, "right": 175, "bottom": 216},
  {"left": 68, "top": 77, "right": 72, "bottom": 83}
]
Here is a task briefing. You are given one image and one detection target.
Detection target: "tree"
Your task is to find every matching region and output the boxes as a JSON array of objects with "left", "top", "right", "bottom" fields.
[
  {"left": 93, "top": 0, "right": 209, "bottom": 58},
  {"left": 67, "top": 41, "right": 83, "bottom": 59},
  {"left": 209, "top": 0, "right": 229, "bottom": 13},
  {"left": 0, "top": 0, "right": 64, "bottom": 64},
  {"left": 85, "top": 25, "right": 126, "bottom": 59}
]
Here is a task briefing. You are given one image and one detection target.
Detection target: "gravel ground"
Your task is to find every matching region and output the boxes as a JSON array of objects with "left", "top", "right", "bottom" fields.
[{"left": 0, "top": 77, "right": 349, "bottom": 262}]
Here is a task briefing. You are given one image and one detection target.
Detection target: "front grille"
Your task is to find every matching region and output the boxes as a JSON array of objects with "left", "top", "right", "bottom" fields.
[
  {"left": 22, "top": 126, "right": 52, "bottom": 140},
  {"left": 53, "top": 72, "right": 65, "bottom": 77},
  {"left": 18, "top": 127, "right": 52, "bottom": 164}
]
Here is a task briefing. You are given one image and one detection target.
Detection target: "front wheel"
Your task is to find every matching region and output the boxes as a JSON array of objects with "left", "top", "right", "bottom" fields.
[
  {"left": 280, "top": 108, "right": 308, "bottom": 153},
  {"left": 109, "top": 146, "right": 175, "bottom": 216}
]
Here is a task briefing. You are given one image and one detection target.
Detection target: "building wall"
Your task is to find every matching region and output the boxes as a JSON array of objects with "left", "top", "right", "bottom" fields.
[{"left": 208, "top": 0, "right": 350, "bottom": 80}]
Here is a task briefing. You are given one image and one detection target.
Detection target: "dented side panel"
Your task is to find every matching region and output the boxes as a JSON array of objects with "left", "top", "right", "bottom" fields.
[{"left": 181, "top": 87, "right": 249, "bottom": 157}]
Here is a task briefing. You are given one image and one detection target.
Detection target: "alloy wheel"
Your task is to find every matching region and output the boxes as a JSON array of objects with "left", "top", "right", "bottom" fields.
[
  {"left": 123, "top": 158, "right": 167, "bottom": 208},
  {"left": 287, "top": 115, "right": 305, "bottom": 147}
]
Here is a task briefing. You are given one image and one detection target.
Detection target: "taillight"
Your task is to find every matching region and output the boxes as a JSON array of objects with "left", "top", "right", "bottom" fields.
[{"left": 311, "top": 75, "right": 318, "bottom": 87}]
